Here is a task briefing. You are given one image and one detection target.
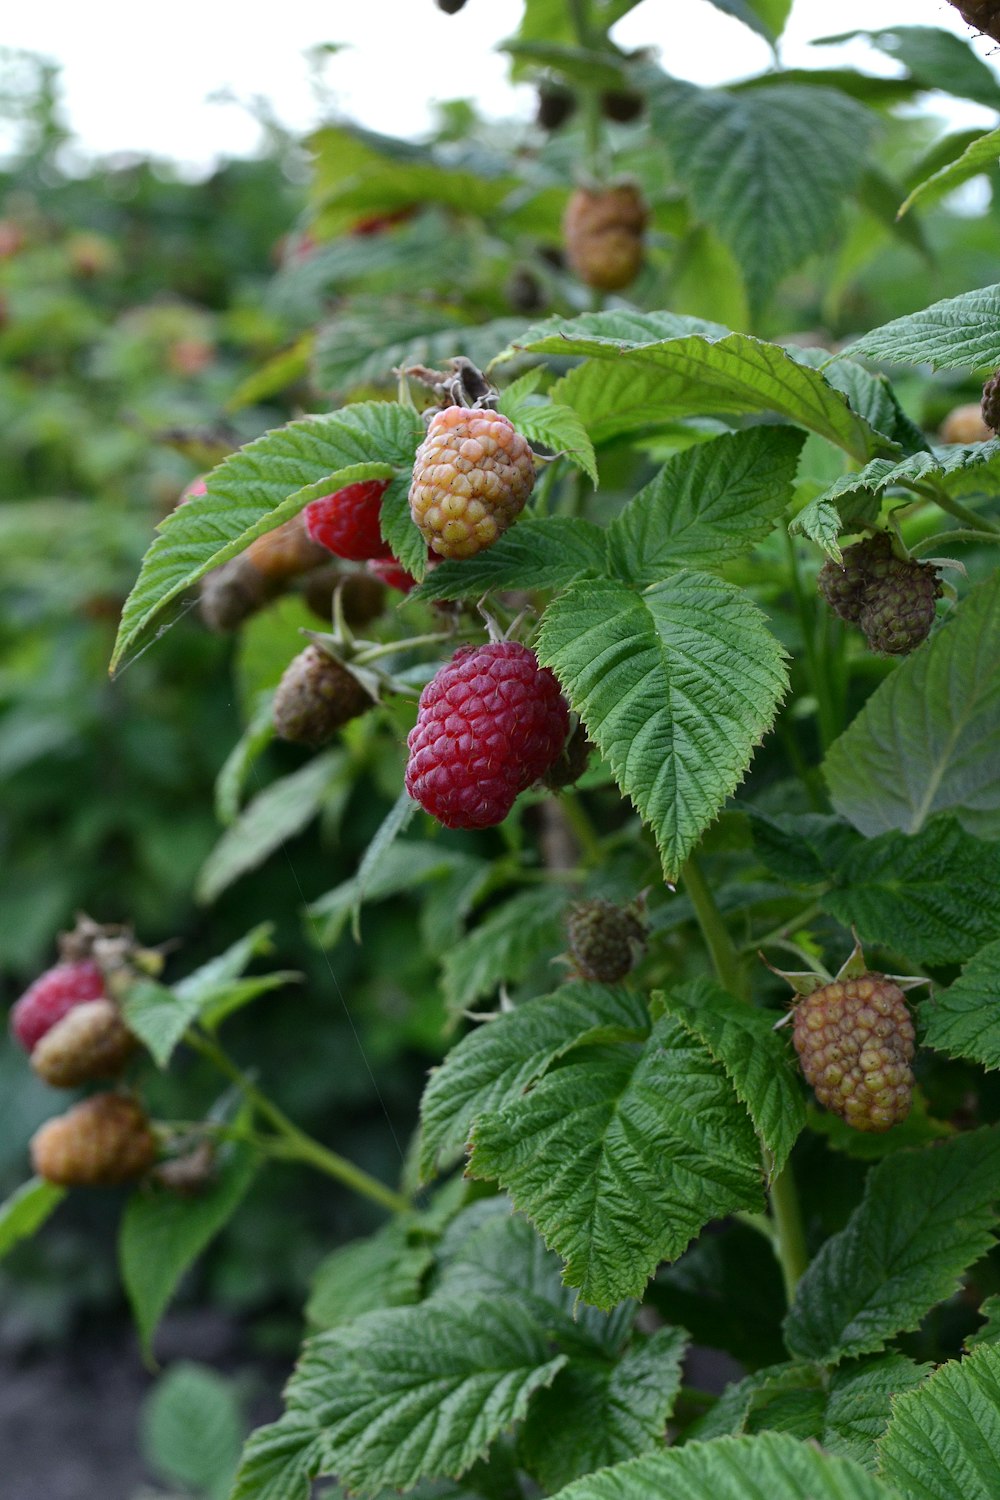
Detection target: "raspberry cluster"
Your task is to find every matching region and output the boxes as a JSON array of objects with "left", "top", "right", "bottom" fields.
[
  {"left": 817, "top": 532, "right": 941, "bottom": 655},
  {"left": 793, "top": 974, "right": 915, "bottom": 1133},
  {"left": 405, "top": 641, "right": 569, "bottom": 829},
  {"left": 409, "top": 407, "right": 535, "bottom": 560}
]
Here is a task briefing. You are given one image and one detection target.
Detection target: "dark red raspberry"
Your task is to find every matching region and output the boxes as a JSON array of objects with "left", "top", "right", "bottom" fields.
[
  {"left": 981, "top": 371, "right": 1000, "bottom": 435},
  {"left": 367, "top": 558, "right": 417, "bottom": 594},
  {"left": 304, "top": 481, "right": 394, "bottom": 563},
  {"left": 405, "top": 641, "right": 569, "bottom": 829},
  {"left": 10, "top": 960, "right": 106, "bottom": 1053}
]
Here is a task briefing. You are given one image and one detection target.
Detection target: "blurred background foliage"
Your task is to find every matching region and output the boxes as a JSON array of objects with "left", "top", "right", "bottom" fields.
[{"left": 3, "top": 10, "right": 1000, "bottom": 1493}]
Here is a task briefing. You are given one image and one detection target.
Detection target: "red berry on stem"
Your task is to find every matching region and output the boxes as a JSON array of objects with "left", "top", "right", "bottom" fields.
[
  {"left": 367, "top": 557, "right": 417, "bottom": 594},
  {"left": 405, "top": 641, "right": 569, "bottom": 829},
  {"left": 11, "top": 960, "right": 106, "bottom": 1053},
  {"left": 305, "top": 480, "right": 394, "bottom": 563}
]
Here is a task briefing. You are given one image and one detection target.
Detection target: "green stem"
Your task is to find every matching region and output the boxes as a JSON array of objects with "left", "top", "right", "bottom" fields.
[
  {"left": 559, "top": 789, "right": 603, "bottom": 866},
  {"left": 786, "top": 530, "right": 839, "bottom": 751},
  {"left": 682, "top": 853, "right": 809, "bottom": 1303},
  {"left": 188, "top": 1031, "right": 410, "bottom": 1215},
  {"left": 909, "top": 481, "right": 1000, "bottom": 535},
  {"left": 911, "top": 528, "right": 1000, "bottom": 553}
]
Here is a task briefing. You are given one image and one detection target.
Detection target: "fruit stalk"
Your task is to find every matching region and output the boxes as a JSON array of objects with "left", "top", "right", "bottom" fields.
[
  {"left": 187, "top": 1031, "right": 409, "bottom": 1214},
  {"left": 682, "top": 854, "right": 809, "bottom": 1302}
]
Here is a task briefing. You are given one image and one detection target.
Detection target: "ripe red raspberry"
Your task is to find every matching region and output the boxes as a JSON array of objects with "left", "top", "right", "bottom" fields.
[
  {"left": 304, "top": 481, "right": 394, "bottom": 563},
  {"left": 405, "top": 641, "right": 569, "bottom": 829},
  {"left": 793, "top": 973, "right": 915, "bottom": 1133},
  {"left": 408, "top": 408, "right": 535, "bottom": 560},
  {"left": 31, "top": 1093, "right": 158, "bottom": 1187},
  {"left": 367, "top": 557, "right": 417, "bottom": 594},
  {"left": 10, "top": 960, "right": 106, "bottom": 1053},
  {"left": 31, "top": 1000, "right": 136, "bottom": 1088},
  {"left": 565, "top": 899, "right": 646, "bottom": 983}
]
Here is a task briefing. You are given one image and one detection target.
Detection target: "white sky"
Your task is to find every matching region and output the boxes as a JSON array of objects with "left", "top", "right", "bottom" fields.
[{"left": 1, "top": 1, "right": 996, "bottom": 170}]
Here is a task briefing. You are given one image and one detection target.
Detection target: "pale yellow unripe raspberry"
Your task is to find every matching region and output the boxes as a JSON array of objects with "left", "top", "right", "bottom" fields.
[{"left": 408, "top": 407, "right": 535, "bottom": 561}]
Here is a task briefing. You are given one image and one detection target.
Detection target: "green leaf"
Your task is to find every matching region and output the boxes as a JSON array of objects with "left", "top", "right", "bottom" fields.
[
  {"left": 607, "top": 427, "right": 804, "bottom": 582},
  {"left": 823, "top": 26, "right": 1000, "bottom": 110},
  {"left": 537, "top": 575, "right": 788, "bottom": 879},
  {"left": 824, "top": 574, "right": 1000, "bottom": 838},
  {"left": 650, "top": 78, "right": 875, "bottom": 311},
  {"left": 142, "top": 1361, "right": 243, "bottom": 1500},
  {"left": 822, "top": 819, "right": 1000, "bottom": 966},
  {"left": 309, "top": 841, "right": 488, "bottom": 949},
  {"left": 229, "top": 1414, "right": 321, "bottom": 1500},
  {"left": 349, "top": 790, "right": 416, "bottom": 939},
  {"left": 412, "top": 517, "right": 608, "bottom": 603},
  {"left": 920, "top": 938, "right": 1000, "bottom": 1071},
  {"left": 120, "top": 1142, "right": 259, "bottom": 1361},
  {"left": 195, "top": 750, "right": 347, "bottom": 905},
  {"left": 705, "top": 0, "right": 792, "bottom": 44},
  {"left": 519, "top": 1327, "right": 687, "bottom": 1492},
  {"left": 497, "top": 380, "right": 598, "bottom": 488},
  {"left": 315, "top": 305, "right": 526, "bottom": 397},
  {"left": 510, "top": 312, "right": 891, "bottom": 460},
  {"left": 536, "top": 1431, "right": 897, "bottom": 1499},
  {"left": 419, "top": 981, "right": 651, "bottom": 1180},
  {"left": 435, "top": 1201, "right": 636, "bottom": 1357},
  {"left": 847, "top": 284, "right": 1000, "bottom": 373},
  {"left": 306, "top": 1219, "right": 434, "bottom": 1331},
  {"left": 468, "top": 1017, "right": 765, "bottom": 1308},
  {"left": 784, "top": 1127, "right": 1000, "bottom": 1365},
  {"left": 823, "top": 1355, "right": 931, "bottom": 1471},
  {"left": 214, "top": 696, "right": 275, "bottom": 826},
  {"left": 967, "top": 1294, "right": 1000, "bottom": 1350},
  {"left": 0, "top": 1177, "right": 65, "bottom": 1260},
  {"left": 123, "top": 925, "right": 294, "bottom": 1064},
  {"left": 441, "top": 884, "right": 570, "bottom": 1019},
  {"left": 657, "top": 978, "right": 806, "bottom": 1177},
  {"left": 900, "top": 125, "right": 1000, "bottom": 217},
  {"left": 280, "top": 1297, "right": 566, "bottom": 1495},
  {"left": 111, "top": 402, "right": 423, "bottom": 671},
  {"left": 878, "top": 1342, "right": 1000, "bottom": 1500}
]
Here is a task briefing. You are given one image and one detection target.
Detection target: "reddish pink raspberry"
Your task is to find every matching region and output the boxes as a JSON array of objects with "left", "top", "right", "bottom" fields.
[
  {"left": 367, "top": 558, "right": 417, "bottom": 594},
  {"left": 304, "top": 481, "right": 394, "bottom": 563},
  {"left": 405, "top": 642, "right": 569, "bottom": 829},
  {"left": 11, "top": 960, "right": 106, "bottom": 1053}
]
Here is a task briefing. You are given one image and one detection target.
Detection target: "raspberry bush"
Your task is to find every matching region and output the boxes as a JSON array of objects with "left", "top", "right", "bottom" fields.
[{"left": 8, "top": 4, "right": 1000, "bottom": 1498}]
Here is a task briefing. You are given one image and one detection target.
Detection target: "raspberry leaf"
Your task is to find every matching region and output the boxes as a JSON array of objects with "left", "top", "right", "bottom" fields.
[
  {"left": 419, "top": 981, "right": 651, "bottom": 1180},
  {"left": 877, "top": 1343, "right": 1000, "bottom": 1500},
  {"left": 496, "top": 382, "right": 598, "bottom": 487},
  {"left": 310, "top": 842, "right": 490, "bottom": 951},
  {"left": 235, "top": 1298, "right": 566, "bottom": 1498},
  {"left": 0, "top": 1177, "right": 66, "bottom": 1261},
  {"left": 919, "top": 937, "right": 1000, "bottom": 1071},
  {"left": 510, "top": 313, "right": 892, "bottom": 459},
  {"left": 650, "top": 79, "right": 874, "bottom": 313},
  {"left": 537, "top": 574, "right": 788, "bottom": 880},
  {"left": 705, "top": 0, "right": 792, "bottom": 45},
  {"left": 120, "top": 1138, "right": 259, "bottom": 1361},
  {"left": 411, "top": 517, "right": 608, "bottom": 602},
  {"left": 847, "top": 282, "right": 1000, "bottom": 372},
  {"left": 111, "top": 403, "right": 424, "bottom": 673},
  {"left": 441, "top": 885, "right": 571, "bottom": 1019},
  {"left": 468, "top": 1015, "right": 765, "bottom": 1308},
  {"left": 514, "top": 1431, "right": 897, "bottom": 1499},
  {"left": 518, "top": 1327, "right": 688, "bottom": 1492},
  {"left": 607, "top": 427, "right": 804, "bottom": 581},
  {"left": 316, "top": 305, "right": 526, "bottom": 397},
  {"left": 822, "top": 818, "right": 1000, "bottom": 965},
  {"left": 306, "top": 1218, "right": 435, "bottom": 1332},
  {"left": 784, "top": 1126, "right": 1000, "bottom": 1364},
  {"left": 657, "top": 978, "right": 806, "bottom": 1177},
  {"left": 899, "top": 124, "right": 1000, "bottom": 217},
  {"left": 824, "top": 573, "right": 1000, "bottom": 838}
]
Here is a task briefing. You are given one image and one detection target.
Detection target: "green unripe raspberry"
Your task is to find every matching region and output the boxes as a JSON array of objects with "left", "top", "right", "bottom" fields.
[{"left": 565, "top": 899, "right": 646, "bottom": 984}]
